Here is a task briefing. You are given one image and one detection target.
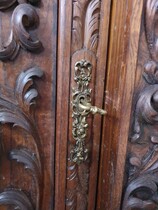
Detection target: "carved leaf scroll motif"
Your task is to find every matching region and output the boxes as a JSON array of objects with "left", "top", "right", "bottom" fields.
[
  {"left": 66, "top": 0, "right": 101, "bottom": 210},
  {"left": 122, "top": 1, "right": 158, "bottom": 209},
  {"left": 0, "top": 1, "right": 42, "bottom": 61},
  {"left": 72, "top": 0, "right": 100, "bottom": 54},
  {"left": 0, "top": 67, "right": 43, "bottom": 210}
]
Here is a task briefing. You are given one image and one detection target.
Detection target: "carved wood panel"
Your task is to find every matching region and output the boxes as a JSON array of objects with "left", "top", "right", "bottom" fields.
[
  {"left": 0, "top": 67, "right": 43, "bottom": 209},
  {"left": 0, "top": 0, "right": 57, "bottom": 209},
  {"left": 122, "top": 0, "right": 158, "bottom": 209}
]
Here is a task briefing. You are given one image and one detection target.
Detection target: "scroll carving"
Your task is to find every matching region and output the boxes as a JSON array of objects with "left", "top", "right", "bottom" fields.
[
  {"left": 122, "top": 85, "right": 158, "bottom": 209},
  {"left": 0, "top": 67, "right": 43, "bottom": 210},
  {"left": 0, "top": 189, "right": 34, "bottom": 210},
  {"left": 66, "top": 0, "right": 101, "bottom": 209},
  {"left": 122, "top": 1, "right": 158, "bottom": 209},
  {"left": 0, "top": 3, "right": 42, "bottom": 61}
]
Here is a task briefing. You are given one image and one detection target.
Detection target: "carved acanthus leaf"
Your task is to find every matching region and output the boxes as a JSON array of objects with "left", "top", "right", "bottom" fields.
[
  {"left": 9, "top": 148, "right": 42, "bottom": 210},
  {"left": 131, "top": 85, "right": 158, "bottom": 142},
  {"left": 9, "top": 148, "right": 41, "bottom": 181},
  {"left": 122, "top": 1, "right": 158, "bottom": 208},
  {"left": 144, "top": 61, "right": 158, "bottom": 84},
  {"left": 84, "top": 0, "right": 100, "bottom": 52},
  {"left": 15, "top": 66, "right": 43, "bottom": 114},
  {"left": 124, "top": 100, "right": 158, "bottom": 210},
  {"left": 72, "top": 0, "right": 100, "bottom": 53},
  {"left": 122, "top": 175, "right": 158, "bottom": 210},
  {"left": 0, "top": 67, "right": 43, "bottom": 210},
  {"left": 0, "top": 189, "right": 34, "bottom": 210},
  {"left": 0, "top": 3, "right": 43, "bottom": 61}
]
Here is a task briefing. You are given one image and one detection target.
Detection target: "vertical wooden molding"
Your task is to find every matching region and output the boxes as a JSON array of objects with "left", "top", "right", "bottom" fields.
[
  {"left": 55, "top": 0, "right": 72, "bottom": 209},
  {"left": 66, "top": 1, "right": 101, "bottom": 210},
  {"left": 0, "top": 67, "right": 43, "bottom": 210},
  {"left": 122, "top": 0, "right": 158, "bottom": 209}
]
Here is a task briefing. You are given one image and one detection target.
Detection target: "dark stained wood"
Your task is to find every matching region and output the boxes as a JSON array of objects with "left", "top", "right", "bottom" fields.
[
  {"left": 122, "top": 0, "right": 158, "bottom": 209},
  {"left": 0, "top": 0, "right": 57, "bottom": 209},
  {"left": 0, "top": 2, "right": 42, "bottom": 61}
]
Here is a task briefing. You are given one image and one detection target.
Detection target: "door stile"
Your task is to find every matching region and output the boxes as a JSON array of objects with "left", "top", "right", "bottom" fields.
[
  {"left": 87, "top": 0, "right": 112, "bottom": 209},
  {"left": 97, "top": 0, "right": 144, "bottom": 209}
]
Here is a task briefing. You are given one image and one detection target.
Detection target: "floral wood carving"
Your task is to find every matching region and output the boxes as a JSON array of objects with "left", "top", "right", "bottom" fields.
[
  {"left": 66, "top": 0, "right": 101, "bottom": 209},
  {"left": 0, "top": 67, "right": 43, "bottom": 210},
  {"left": 72, "top": 0, "right": 100, "bottom": 54},
  {"left": 0, "top": 3, "right": 42, "bottom": 61},
  {"left": 122, "top": 0, "right": 158, "bottom": 209}
]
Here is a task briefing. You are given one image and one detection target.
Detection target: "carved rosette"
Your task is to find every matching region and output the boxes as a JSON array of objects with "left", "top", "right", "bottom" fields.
[
  {"left": 0, "top": 0, "right": 42, "bottom": 61},
  {"left": 122, "top": 1, "right": 158, "bottom": 209},
  {"left": 66, "top": 0, "right": 101, "bottom": 209},
  {"left": 0, "top": 67, "right": 43, "bottom": 210}
]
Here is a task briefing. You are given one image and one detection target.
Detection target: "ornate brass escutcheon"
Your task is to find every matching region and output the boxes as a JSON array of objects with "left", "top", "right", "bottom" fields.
[{"left": 70, "top": 59, "right": 106, "bottom": 164}]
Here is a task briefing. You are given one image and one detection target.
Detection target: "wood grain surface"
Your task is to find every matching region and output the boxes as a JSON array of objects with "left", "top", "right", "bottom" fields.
[{"left": 97, "top": 1, "right": 144, "bottom": 210}]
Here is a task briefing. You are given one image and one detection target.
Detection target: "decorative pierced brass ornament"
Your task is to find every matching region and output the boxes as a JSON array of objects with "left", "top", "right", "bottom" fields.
[{"left": 70, "top": 60, "right": 106, "bottom": 164}]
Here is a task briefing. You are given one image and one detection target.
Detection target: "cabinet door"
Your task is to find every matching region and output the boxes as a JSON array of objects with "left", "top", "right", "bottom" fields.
[{"left": 0, "top": 0, "right": 110, "bottom": 209}]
